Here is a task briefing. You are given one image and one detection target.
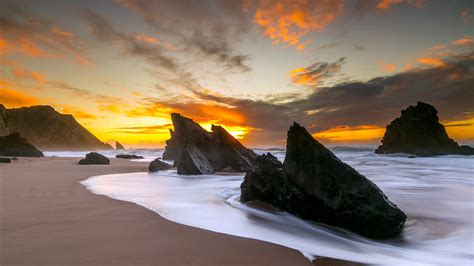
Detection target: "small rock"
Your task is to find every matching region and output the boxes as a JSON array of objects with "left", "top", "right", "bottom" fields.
[
  {"left": 148, "top": 158, "right": 172, "bottom": 172},
  {"left": 78, "top": 152, "right": 110, "bottom": 165},
  {"left": 0, "top": 157, "right": 11, "bottom": 163},
  {"left": 116, "top": 154, "right": 144, "bottom": 159}
]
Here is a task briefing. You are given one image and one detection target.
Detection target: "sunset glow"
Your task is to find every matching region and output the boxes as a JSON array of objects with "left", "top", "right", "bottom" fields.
[{"left": 1, "top": 0, "right": 473, "bottom": 148}]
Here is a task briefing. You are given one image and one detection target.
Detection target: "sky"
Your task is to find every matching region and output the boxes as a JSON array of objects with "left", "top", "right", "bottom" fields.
[{"left": 1, "top": 0, "right": 473, "bottom": 148}]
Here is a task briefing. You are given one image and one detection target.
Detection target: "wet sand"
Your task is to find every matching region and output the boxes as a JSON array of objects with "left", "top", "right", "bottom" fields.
[{"left": 0, "top": 157, "right": 357, "bottom": 265}]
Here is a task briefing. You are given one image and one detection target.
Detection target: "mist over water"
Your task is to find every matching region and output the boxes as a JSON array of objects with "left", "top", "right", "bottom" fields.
[{"left": 81, "top": 148, "right": 474, "bottom": 265}]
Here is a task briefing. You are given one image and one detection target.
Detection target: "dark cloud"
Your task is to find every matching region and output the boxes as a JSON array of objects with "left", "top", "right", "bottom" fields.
[
  {"left": 80, "top": 9, "right": 177, "bottom": 71},
  {"left": 115, "top": 0, "right": 251, "bottom": 72},
  {"left": 291, "top": 57, "right": 347, "bottom": 87}
]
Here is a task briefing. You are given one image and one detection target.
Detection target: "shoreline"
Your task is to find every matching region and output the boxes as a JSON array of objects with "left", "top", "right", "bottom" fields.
[{"left": 1, "top": 157, "right": 358, "bottom": 265}]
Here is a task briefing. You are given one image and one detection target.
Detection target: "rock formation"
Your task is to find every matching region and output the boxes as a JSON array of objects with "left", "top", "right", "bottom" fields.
[
  {"left": 115, "top": 141, "right": 125, "bottom": 150},
  {"left": 0, "top": 157, "right": 12, "bottom": 163},
  {"left": 0, "top": 105, "right": 112, "bottom": 151},
  {"left": 0, "top": 132, "right": 44, "bottom": 157},
  {"left": 241, "top": 123, "right": 407, "bottom": 239},
  {"left": 116, "top": 154, "right": 143, "bottom": 159},
  {"left": 148, "top": 158, "right": 172, "bottom": 172},
  {"left": 78, "top": 152, "right": 110, "bottom": 165},
  {"left": 161, "top": 113, "right": 256, "bottom": 175},
  {"left": 376, "top": 102, "right": 474, "bottom": 156}
]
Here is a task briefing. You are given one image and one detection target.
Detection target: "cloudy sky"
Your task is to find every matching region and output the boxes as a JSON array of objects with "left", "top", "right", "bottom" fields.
[{"left": 1, "top": 0, "right": 473, "bottom": 147}]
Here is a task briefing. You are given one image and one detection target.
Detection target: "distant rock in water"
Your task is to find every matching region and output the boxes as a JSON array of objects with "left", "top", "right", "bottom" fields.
[
  {"left": 162, "top": 113, "right": 256, "bottom": 175},
  {"left": 241, "top": 123, "right": 407, "bottom": 239},
  {"left": 375, "top": 102, "right": 474, "bottom": 156},
  {"left": 116, "top": 154, "right": 143, "bottom": 159},
  {"left": 115, "top": 141, "right": 125, "bottom": 150},
  {"left": 0, "top": 104, "right": 112, "bottom": 151},
  {"left": 0, "top": 157, "right": 12, "bottom": 163},
  {"left": 0, "top": 132, "right": 44, "bottom": 157},
  {"left": 78, "top": 152, "right": 110, "bottom": 165},
  {"left": 148, "top": 158, "right": 172, "bottom": 172}
]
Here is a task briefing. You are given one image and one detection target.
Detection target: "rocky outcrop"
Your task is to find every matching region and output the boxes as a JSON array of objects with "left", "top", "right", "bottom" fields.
[
  {"left": 241, "top": 123, "right": 407, "bottom": 239},
  {"left": 148, "top": 158, "right": 173, "bottom": 172},
  {"left": 162, "top": 113, "right": 256, "bottom": 175},
  {"left": 0, "top": 105, "right": 112, "bottom": 151},
  {"left": 0, "top": 157, "right": 12, "bottom": 163},
  {"left": 0, "top": 132, "right": 44, "bottom": 157},
  {"left": 116, "top": 154, "right": 143, "bottom": 159},
  {"left": 116, "top": 141, "right": 125, "bottom": 150},
  {"left": 376, "top": 102, "right": 474, "bottom": 156},
  {"left": 78, "top": 152, "right": 110, "bottom": 165}
]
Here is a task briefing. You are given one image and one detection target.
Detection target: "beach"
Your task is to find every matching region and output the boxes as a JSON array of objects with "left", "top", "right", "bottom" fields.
[{"left": 0, "top": 157, "right": 352, "bottom": 265}]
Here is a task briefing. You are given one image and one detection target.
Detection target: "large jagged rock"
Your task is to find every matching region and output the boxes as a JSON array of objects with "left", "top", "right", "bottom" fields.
[
  {"left": 148, "top": 158, "right": 172, "bottom": 172},
  {"left": 0, "top": 132, "right": 44, "bottom": 157},
  {"left": 78, "top": 152, "right": 110, "bottom": 165},
  {"left": 162, "top": 113, "right": 256, "bottom": 175},
  {"left": 115, "top": 141, "right": 125, "bottom": 150},
  {"left": 241, "top": 123, "right": 407, "bottom": 239},
  {"left": 0, "top": 104, "right": 112, "bottom": 151},
  {"left": 211, "top": 125, "right": 257, "bottom": 171},
  {"left": 376, "top": 102, "right": 474, "bottom": 156}
]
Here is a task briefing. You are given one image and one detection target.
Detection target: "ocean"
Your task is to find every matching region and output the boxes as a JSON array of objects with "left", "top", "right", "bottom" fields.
[{"left": 64, "top": 147, "right": 473, "bottom": 265}]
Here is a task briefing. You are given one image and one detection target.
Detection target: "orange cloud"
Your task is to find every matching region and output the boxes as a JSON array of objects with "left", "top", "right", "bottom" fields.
[
  {"left": 62, "top": 106, "right": 97, "bottom": 120},
  {"left": 378, "top": 60, "right": 397, "bottom": 72},
  {"left": 428, "top": 44, "right": 446, "bottom": 51},
  {"left": 253, "top": 0, "right": 343, "bottom": 49},
  {"left": 133, "top": 33, "right": 160, "bottom": 45},
  {"left": 452, "top": 36, "right": 473, "bottom": 46},
  {"left": 290, "top": 67, "right": 319, "bottom": 86},
  {"left": 0, "top": 37, "right": 57, "bottom": 58},
  {"left": 312, "top": 125, "right": 385, "bottom": 142},
  {"left": 0, "top": 89, "right": 38, "bottom": 108},
  {"left": 377, "top": 0, "right": 426, "bottom": 10},
  {"left": 11, "top": 68, "right": 48, "bottom": 83},
  {"left": 417, "top": 57, "right": 445, "bottom": 67}
]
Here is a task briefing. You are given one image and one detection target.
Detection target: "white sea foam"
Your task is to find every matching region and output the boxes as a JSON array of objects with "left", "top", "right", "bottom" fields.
[
  {"left": 44, "top": 149, "right": 163, "bottom": 161},
  {"left": 80, "top": 148, "right": 474, "bottom": 265}
]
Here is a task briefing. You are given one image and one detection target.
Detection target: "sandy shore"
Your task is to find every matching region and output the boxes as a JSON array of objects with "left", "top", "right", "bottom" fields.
[{"left": 1, "top": 157, "right": 357, "bottom": 265}]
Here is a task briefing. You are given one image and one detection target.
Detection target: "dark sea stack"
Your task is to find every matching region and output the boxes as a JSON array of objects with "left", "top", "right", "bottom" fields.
[
  {"left": 162, "top": 113, "right": 256, "bottom": 174},
  {"left": 0, "top": 105, "right": 112, "bottom": 151},
  {"left": 148, "top": 158, "right": 172, "bottom": 172},
  {"left": 211, "top": 125, "right": 257, "bottom": 171},
  {"left": 0, "top": 132, "right": 44, "bottom": 157},
  {"left": 115, "top": 141, "right": 125, "bottom": 150},
  {"left": 241, "top": 123, "right": 407, "bottom": 239},
  {"left": 0, "top": 157, "right": 12, "bottom": 163},
  {"left": 376, "top": 102, "right": 474, "bottom": 156},
  {"left": 78, "top": 152, "right": 110, "bottom": 165},
  {"left": 116, "top": 154, "right": 143, "bottom": 159}
]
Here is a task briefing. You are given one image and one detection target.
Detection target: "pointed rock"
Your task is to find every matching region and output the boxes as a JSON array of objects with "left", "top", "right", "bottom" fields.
[
  {"left": 376, "top": 102, "right": 474, "bottom": 156},
  {"left": 115, "top": 141, "right": 125, "bottom": 150},
  {"left": 0, "top": 132, "right": 44, "bottom": 157},
  {"left": 162, "top": 113, "right": 256, "bottom": 174},
  {"left": 241, "top": 123, "right": 407, "bottom": 239}
]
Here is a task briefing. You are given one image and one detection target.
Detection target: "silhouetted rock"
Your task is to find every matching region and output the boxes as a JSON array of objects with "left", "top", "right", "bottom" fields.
[
  {"left": 149, "top": 158, "right": 172, "bottom": 172},
  {"left": 376, "top": 102, "right": 474, "bottom": 156},
  {"left": 115, "top": 141, "right": 125, "bottom": 150},
  {"left": 0, "top": 105, "right": 112, "bottom": 150},
  {"left": 116, "top": 154, "right": 143, "bottom": 159},
  {"left": 211, "top": 125, "right": 257, "bottom": 171},
  {"left": 0, "top": 157, "right": 11, "bottom": 163},
  {"left": 163, "top": 113, "right": 256, "bottom": 175},
  {"left": 0, "top": 132, "right": 44, "bottom": 157},
  {"left": 241, "top": 123, "right": 407, "bottom": 239},
  {"left": 78, "top": 152, "right": 110, "bottom": 165}
]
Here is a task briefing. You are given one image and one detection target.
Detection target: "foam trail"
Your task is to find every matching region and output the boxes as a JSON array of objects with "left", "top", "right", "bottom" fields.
[{"left": 81, "top": 149, "right": 474, "bottom": 265}]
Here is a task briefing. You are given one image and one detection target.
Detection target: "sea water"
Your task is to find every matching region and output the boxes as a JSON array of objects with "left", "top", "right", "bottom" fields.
[{"left": 80, "top": 148, "right": 474, "bottom": 265}]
